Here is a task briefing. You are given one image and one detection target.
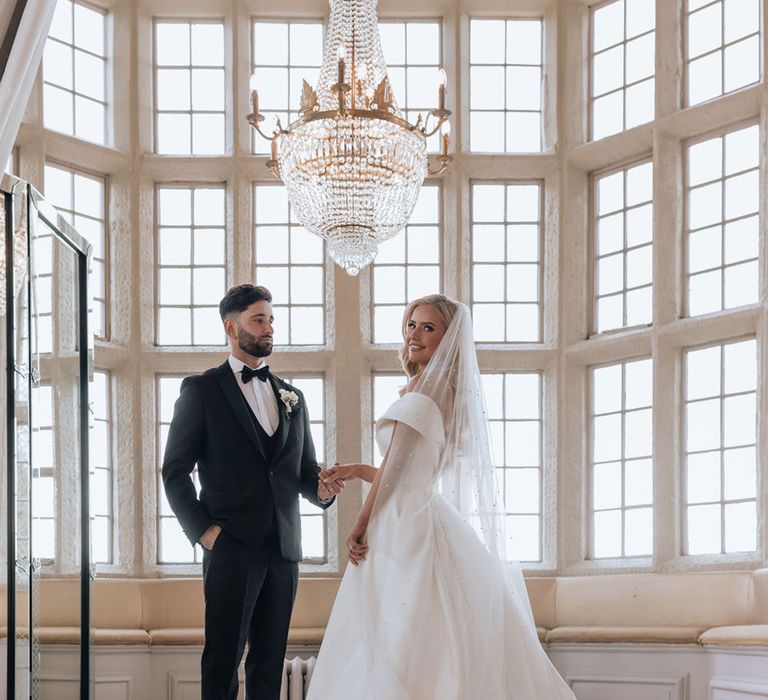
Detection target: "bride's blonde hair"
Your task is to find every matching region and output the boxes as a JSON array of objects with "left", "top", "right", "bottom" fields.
[{"left": 399, "top": 294, "right": 459, "bottom": 378}]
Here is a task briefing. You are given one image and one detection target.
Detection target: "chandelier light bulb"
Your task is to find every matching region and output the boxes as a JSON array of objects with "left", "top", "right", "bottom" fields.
[
  {"left": 439, "top": 68, "right": 447, "bottom": 87},
  {"left": 249, "top": 71, "right": 259, "bottom": 91}
]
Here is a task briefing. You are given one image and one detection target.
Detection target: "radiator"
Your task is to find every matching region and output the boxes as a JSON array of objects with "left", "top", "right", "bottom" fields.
[{"left": 280, "top": 656, "right": 317, "bottom": 700}]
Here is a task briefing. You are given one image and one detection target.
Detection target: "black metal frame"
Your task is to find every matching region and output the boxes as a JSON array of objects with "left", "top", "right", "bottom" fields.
[
  {"left": 4, "top": 186, "right": 17, "bottom": 700},
  {"left": 3, "top": 175, "right": 92, "bottom": 699}
]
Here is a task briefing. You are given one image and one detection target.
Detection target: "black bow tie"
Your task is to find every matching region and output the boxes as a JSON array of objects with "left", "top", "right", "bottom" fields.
[{"left": 241, "top": 365, "right": 269, "bottom": 384}]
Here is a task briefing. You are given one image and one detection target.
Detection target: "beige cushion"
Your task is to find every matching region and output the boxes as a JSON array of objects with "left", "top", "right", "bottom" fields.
[
  {"left": 37, "top": 580, "right": 81, "bottom": 627},
  {"left": 699, "top": 625, "right": 768, "bottom": 646},
  {"left": 36, "top": 627, "right": 151, "bottom": 645},
  {"left": 555, "top": 573, "right": 752, "bottom": 628},
  {"left": 141, "top": 579, "right": 204, "bottom": 630},
  {"left": 290, "top": 579, "right": 339, "bottom": 629},
  {"left": 148, "top": 626, "right": 327, "bottom": 646},
  {"left": 149, "top": 627, "right": 205, "bottom": 645},
  {"left": 751, "top": 569, "right": 768, "bottom": 623},
  {"left": 525, "top": 578, "right": 557, "bottom": 630},
  {"left": 0, "top": 589, "right": 30, "bottom": 628},
  {"left": 92, "top": 579, "right": 143, "bottom": 629},
  {"left": 547, "top": 626, "right": 706, "bottom": 644},
  {"left": 288, "top": 627, "right": 326, "bottom": 645},
  {"left": 536, "top": 626, "right": 547, "bottom": 642}
]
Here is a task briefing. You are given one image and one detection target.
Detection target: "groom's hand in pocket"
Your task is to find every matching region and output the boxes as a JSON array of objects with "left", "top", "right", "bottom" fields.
[{"left": 199, "top": 524, "right": 222, "bottom": 551}]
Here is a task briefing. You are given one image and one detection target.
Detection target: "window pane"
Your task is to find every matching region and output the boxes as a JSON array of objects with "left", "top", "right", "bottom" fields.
[
  {"left": 480, "top": 373, "right": 542, "bottom": 562},
  {"left": 593, "top": 161, "right": 653, "bottom": 333},
  {"left": 155, "top": 21, "right": 225, "bottom": 155},
  {"left": 686, "top": 0, "right": 761, "bottom": 106},
  {"left": 684, "top": 339, "right": 757, "bottom": 555},
  {"left": 45, "top": 164, "right": 108, "bottom": 338},
  {"left": 90, "top": 371, "right": 113, "bottom": 563},
  {"left": 470, "top": 19, "right": 543, "bottom": 153},
  {"left": 44, "top": 0, "right": 107, "bottom": 145},
  {"left": 472, "top": 183, "right": 542, "bottom": 342},
  {"left": 254, "top": 185, "right": 326, "bottom": 346},
  {"left": 591, "top": 0, "right": 655, "bottom": 139},
  {"left": 156, "top": 186, "right": 226, "bottom": 346},
  {"left": 379, "top": 21, "right": 442, "bottom": 152},
  {"left": 251, "top": 20, "right": 323, "bottom": 154},
  {"left": 372, "top": 184, "right": 440, "bottom": 343},
  {"left": 686, "top": 126, "right": 759, "bottom": 316},
  {"left": 591, "top": 358, "right": 653, "bottom": 559}
]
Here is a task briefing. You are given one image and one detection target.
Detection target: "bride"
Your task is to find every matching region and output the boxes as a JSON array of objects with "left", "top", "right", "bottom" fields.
[{"left": 307, "top": 294, "right": 575, "bottom": 699}]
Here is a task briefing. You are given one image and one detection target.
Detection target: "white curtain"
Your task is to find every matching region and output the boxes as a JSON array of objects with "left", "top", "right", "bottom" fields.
[{"left": 0, "top": 0, "right": 57, "bottom": 172}]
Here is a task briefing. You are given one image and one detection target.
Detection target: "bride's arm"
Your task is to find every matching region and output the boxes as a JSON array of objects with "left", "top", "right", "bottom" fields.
[
  {"left": 321, "top": 463, "right": 377, "bottom": 483},
  {"left": 346, "top": 427, "right": 397, "bottom": 565}
]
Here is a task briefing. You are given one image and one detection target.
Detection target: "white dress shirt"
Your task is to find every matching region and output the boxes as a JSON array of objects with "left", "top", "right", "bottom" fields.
[{"left": 228, "top": 355, "right": 279, "bottom": 436}]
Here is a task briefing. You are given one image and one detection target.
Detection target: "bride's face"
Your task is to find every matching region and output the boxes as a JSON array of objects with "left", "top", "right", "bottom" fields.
[{"left": 406, "top": 304, "right": 447, "bottom": 369}]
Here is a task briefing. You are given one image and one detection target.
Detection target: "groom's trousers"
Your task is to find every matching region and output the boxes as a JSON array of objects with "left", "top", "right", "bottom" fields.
[{"left": 201, "top": 526, "right": 299, "bottom": 700}]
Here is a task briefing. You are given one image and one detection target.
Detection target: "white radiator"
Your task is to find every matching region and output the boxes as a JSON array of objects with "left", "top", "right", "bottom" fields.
[{"left": 280, "top": 656, "right": 317, "bottom": 700}]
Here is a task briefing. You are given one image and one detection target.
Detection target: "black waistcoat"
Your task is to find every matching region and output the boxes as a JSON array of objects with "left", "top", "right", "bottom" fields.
[
  {"left": 243, "top": 397, "right": 281, "bottom": 551},
  {"left": 244, "top": 397, "right": 278, "bottom": 459}
]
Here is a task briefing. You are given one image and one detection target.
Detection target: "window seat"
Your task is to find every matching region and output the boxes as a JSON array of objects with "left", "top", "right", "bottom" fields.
[{"left": 0, "top": 569, "right": 766, "bottom": 648}]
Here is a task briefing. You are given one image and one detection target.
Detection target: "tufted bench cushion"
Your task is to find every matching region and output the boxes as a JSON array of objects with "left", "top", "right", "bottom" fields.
[
  {"left": 549, "top": 571, "right": 754, "bottom": 644},
  {"left": 142, "top": 578, "right": 203, "bottom": 644},
  {"left": 143, "top": 577, "right": 338, "bottom": 645},
  {"left": 37, "top": 578, "right": 148, "bottom": 644},
  {"left": 695, "top": 569, "right": 768, "bottom": 646},
  {"left": 548, "top": 625, "right": 706, "bottom": 643},
  {"left": 1, "top": 569, "right": 767, "bottom": 648},
  {"left": 699, "top": 625, "right": 768, "bottom": 646}
]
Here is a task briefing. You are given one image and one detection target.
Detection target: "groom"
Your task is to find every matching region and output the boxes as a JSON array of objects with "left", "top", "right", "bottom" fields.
[{"left": 162, "top": 284, "right": 342, "bottom": 700}]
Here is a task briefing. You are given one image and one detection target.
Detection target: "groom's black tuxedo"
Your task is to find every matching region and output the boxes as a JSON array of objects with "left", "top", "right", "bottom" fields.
[
  {"left": 161, "top": 360, "right": 333, "bottom": 700},
  {"left": 162, "top": 360, "right": 332, "bottom": 561}
]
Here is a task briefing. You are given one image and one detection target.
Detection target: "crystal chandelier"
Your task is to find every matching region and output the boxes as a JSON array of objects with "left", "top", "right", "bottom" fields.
[{"left": 247, "top": 0, "right": 452, "bottom": 276}]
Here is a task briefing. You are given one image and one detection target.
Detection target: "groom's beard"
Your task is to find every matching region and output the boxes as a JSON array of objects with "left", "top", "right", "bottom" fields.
[{"left": 237, "top": 324, "right": 272, "bottom": 358}]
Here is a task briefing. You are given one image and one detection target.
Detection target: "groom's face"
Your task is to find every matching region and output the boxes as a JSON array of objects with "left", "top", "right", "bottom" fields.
[{"left": 227, "top": 300, "right": 274, "bottom": 358}]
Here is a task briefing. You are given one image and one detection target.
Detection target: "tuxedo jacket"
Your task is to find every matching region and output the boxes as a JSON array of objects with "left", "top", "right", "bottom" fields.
[{"left": 161, "top": 360, "right": 333, "bottom": 562}]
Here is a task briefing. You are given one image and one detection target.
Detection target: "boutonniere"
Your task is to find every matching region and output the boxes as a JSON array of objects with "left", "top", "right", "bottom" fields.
[{"left": 279, "top": 389, "right": 299, "bottom": 415}]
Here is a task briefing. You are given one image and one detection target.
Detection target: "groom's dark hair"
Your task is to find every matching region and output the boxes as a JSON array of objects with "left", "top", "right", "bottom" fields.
[{"left": 219, "top": 284, "right": 273, "bottom": 320}]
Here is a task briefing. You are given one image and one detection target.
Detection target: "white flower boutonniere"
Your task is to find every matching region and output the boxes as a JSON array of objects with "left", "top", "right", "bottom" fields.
[{"left": 279, "top": 389, "right": 299, "bottom": 415}]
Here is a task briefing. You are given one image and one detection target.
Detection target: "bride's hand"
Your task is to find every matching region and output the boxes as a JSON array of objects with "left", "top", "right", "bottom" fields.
[
  {"left": 323, "top": 463, "right": 377, "bottom": 484},
  {"left": 347, "top": 519, "right": 369, "bottom": 566},
  {"left": 323, "top": 464, "right": 360, "bottom": 482}
]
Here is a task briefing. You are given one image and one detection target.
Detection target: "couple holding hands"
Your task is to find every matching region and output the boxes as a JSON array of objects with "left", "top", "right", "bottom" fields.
[{"left": 162, "top": 284, "right": 575, "bottom": 700}]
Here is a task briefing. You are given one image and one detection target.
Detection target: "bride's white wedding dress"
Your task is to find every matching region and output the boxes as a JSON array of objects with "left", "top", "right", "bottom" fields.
[{"left": 307, "top": 389, "right": 576, "bottom": 699}]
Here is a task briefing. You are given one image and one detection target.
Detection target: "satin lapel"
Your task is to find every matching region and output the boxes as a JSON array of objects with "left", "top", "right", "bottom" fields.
[
  {"left": 215, "top": 363, "right": 267, "bottom": 461},
  {"left": 268, "top": 374, "right": 291, "bottom": 462}
]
